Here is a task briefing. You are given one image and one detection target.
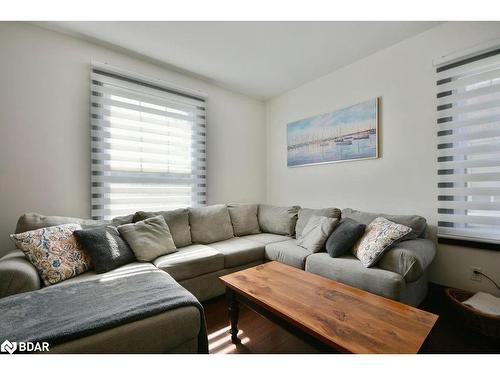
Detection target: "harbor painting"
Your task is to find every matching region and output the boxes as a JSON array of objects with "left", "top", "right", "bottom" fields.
[{"left": 287, "top": 98, "right": 379, "bottom": 167}]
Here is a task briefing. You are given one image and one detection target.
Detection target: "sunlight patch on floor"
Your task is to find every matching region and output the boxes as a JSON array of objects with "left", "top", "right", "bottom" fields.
[{"left": 208, "top": 325, "right": 250, "bottom": 354}]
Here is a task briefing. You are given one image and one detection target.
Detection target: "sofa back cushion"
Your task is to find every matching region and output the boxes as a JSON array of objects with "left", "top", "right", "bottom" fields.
[
  {"left": 189, "top": 204, "right": 234, "bottom": 244},
  {"left": 133, "top": 208, "right": 191, "bottom": 248},
  {"left": 228, "top": 204, "right": 261, "bottom": 236},
  {"left": 258, "top": 204, "right": 300, "bottom": 236},
  {"left": 295, "top": 207, "right": 341, "bottom": 238},
  {"left": 10, "top": 224, "right": 92, "bottom": 286},
  {"left": 110, "top": 213, "right": 135, "bottom": 226},
  {"left": 118, "top": 216, "right": 177, "bottom": 262},
  {"left": 341, "top": 208, "right": 426, "bottom": 240},
  {"left": 15, "top": 213, "right": 108, "bottom": 234}
]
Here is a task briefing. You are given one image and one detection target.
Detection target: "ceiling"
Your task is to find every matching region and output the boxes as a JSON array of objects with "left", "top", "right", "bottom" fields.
[{"left": 39, "top": 21, "right": 440, "bottom": 100}]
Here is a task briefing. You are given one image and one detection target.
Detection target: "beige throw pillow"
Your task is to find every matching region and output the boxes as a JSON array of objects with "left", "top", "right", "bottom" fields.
[
  {"left": 295, "top": 207, "right": 341, "bottom": 238},
  {"left": 133, "top": 208, "right": 192, "bottom": 247},
  {"left": 352, "top": 217, "right": 412, "bottom": 267},
  {"left": 118, "top": 215, "right": 177, "bottom": 262},
  {"left": 297, "top": 215, "right": 339, "bottom": 253}
]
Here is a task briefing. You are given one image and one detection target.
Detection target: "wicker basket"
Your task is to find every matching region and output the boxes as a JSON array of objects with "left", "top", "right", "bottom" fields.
[{"left": 446, "top": 288, "right": 500, "bottom": 338}]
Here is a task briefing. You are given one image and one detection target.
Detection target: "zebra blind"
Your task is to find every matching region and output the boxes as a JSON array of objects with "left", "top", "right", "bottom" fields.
[
  {"left": 436, "top": 49, "right": 500, "bottom": 244},
  {"left": 91, "top": 65, "right": 207, "bottom": 220}
]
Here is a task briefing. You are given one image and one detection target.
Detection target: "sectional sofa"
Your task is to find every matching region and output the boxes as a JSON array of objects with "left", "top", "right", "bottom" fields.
[{"left": 0, "top": 204, "right": 436, "bottom": 353}]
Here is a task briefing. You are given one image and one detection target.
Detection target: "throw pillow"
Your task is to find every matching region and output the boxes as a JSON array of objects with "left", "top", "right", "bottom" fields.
[
  {"left": 133, "top": 208, "right": 191, "bottom": 247},
  {"left": 295, "top": 207, "right": 341, "bottom": 238},
  {"left": 297, "top": 215, "right": 339, "bottom": 253},
  {"left": 10, "top": 223, "right": 91, "bottom": 286},
  {"left": 118, "top": 216, "right": 177, "bottom": 262},
  {"left": 228, "top": 204, "right": 261, "bottom": 236},
  {"left": 189, "top": 204, "right": 234, "bottom": 244},
  {"left": 73, "top": 226, "right": 136, "bottom": 273},
  {"left": 352, "top": 217, "right": 412, "bottom": 267},
  {"left": 258, "top": 204, "right": 300, "bottom": 236},
  {"left": 325, "top": 218, "right": 366, "bottom": 258}
]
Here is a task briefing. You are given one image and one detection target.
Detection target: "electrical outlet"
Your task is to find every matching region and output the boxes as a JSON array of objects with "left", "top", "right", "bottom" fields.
[{"left": 471, "top": 267, "right": 483, "bottom": 282}]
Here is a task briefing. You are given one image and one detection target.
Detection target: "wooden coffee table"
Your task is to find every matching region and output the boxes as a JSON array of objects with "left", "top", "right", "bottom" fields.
[{"left": 219, "top": 261, "right": 438, "bottom": 353}]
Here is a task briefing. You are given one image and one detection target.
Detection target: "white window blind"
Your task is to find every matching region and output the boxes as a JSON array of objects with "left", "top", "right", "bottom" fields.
[
  {"left": 91, "top": 65, "right": 207, "bottom": 220},
  {"left": 436, "top": 48, "right": 500, "bottom": 244}
]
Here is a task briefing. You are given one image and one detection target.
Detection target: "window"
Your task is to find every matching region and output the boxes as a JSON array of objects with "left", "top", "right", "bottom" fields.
[
  {"left": 436, "top": 48, "right": 500, "bottom": 244},
  {"left": 91, "top": 65, "right": 207, "bottom": 220}
]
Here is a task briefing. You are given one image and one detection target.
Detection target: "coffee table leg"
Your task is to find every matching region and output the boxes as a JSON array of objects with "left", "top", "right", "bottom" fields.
[{"left": 227, "top": 289, "right": 240, "bottom": 343}]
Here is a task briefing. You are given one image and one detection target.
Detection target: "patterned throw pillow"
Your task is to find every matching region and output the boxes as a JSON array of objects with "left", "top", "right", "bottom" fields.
[
  {"left": 352, "top": 217, "right": 412, "bottom": 268},
  {"left": 10, "top": 223, "right": 92, "bottom": 286}
]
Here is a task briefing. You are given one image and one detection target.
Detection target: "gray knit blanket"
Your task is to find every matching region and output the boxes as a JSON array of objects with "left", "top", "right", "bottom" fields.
[{"left": 0, "top": 269, "right": 208, "bottom": 353}]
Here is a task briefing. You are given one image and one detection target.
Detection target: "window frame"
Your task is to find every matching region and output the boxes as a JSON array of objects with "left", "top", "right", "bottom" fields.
[
  {"left": 435, "top": 48, "right": 500, "bottom": 249},
  {"left": 90, "top": 63, "right": 207, "bottom": 220}
]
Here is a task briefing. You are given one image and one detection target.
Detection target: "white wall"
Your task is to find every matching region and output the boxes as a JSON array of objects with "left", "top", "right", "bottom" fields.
[
  {"left": 2, "top": 21, "right": 500, "bottom": 294},
  {"left": 266, "top": 22, "right": 500, "bottom": 295},
  {"left": 0, "top": 22, "right": 266, "bottom": 256}
]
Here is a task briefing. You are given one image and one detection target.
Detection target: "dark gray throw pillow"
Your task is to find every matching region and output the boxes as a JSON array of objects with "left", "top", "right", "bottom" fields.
[
  {"left": 73, "top": 226, "right": 136, "bottom": 273},
  {"left": 325, "top": 218, "right": 366, "bottom": 258}
]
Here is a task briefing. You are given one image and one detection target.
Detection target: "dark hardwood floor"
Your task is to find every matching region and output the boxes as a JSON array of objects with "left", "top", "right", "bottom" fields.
[{"left": 203, "top": 283, "right": 500, "bottom": 354}]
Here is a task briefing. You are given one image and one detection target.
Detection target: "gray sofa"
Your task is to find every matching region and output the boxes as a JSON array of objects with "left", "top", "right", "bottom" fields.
[{"left": 0, "top": 204, "right": 436, "bottom": 353}]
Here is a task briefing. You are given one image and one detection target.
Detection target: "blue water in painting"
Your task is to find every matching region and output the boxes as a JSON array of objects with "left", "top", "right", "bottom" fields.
[{"left": 287, "top": 134, "right": 376, "bottom": 166}]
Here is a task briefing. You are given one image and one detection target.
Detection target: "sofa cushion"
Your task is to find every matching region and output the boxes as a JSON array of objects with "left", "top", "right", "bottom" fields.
[
  {"left": 265, "top": 239, "right": 311, "bottom": 269},
  {"left": 10, "top": 224, "right": 92, "bottom": 286},
  {"left": 325, "top": 218, "right": 366, "bottom": 258},
  {"left": 189, "top": 205, "right": 234, "bottom": 244},
  {"left": 353, "top": 217, "right": 412, "bottom": 267},
  {"left": 207, "top": 237, "right": 265, "bottom": 268},
  {"left": 153, "top": 244, "right": 224, "bottom": 281},
  {"left": 0, "top": 250, "right": 41, "bottom": 298},
  {"left": 134, "top": 208, "right": 192, "bottom": 247},
  {"left": 57, "top": 262, "right": 161, "bottom": 286},
  {"left": 295, "top": 207, "right": 341, "bottom": 238},
  {"left": 241, "top": 233, "right": 291, "bottom": 245},
  {"left": 110, "top": 214, "right": 135, "bottom": 226},
  {"left": 297, "top": 216, "right": 338, "bottom": 253},
  {"left": 227, "top": 204, "right": 261, "bottom": 236},
  {"left": 73, "top": 226, "right": 136, "bottom": 274},
  {"left": 258, "top": 204, "right": 300, "bottom": 236},
  {"left": 377, "top": 238, "right": 436, "bottom": 282},
  {"left": 341, "top": 208, "right": 426, "bottom": 240},
  {"left": 15, "top": 212, "right": 108, "bottom": 234},
  {"left": 50, "top": 305, "right": 201, "bottom": 354},
  {"left": 118, "top": 216, "right": 177, "bottom": 262},
  {"left": 305, "top": 253, "right": 405, "bottom": 301}
]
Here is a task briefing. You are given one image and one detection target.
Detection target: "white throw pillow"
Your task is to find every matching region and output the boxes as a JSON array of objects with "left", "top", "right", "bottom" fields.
[
  {"left": 352, "top": 217, "right": 412, "bottom": 267},
  {"left": 297, "top": 215, "right": 339, "bottom": 253}
]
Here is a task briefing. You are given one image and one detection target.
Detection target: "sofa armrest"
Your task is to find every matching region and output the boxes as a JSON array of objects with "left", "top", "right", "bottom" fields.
[
  {"left": 377, "top": 238, "right": 436, "bottom": 283},
  {"left": 0, "top": 250, "right": 41, "bottom": 298}
]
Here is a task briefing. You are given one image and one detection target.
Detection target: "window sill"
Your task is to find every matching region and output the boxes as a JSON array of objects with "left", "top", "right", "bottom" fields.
[{"left": 438, "top": 237, "right": 500, "bottom": 251}]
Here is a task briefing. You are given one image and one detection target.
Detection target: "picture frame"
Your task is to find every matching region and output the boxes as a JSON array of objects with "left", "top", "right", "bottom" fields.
[{"left": 287, "top": 98, "right": 379, "bottom": 167}]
